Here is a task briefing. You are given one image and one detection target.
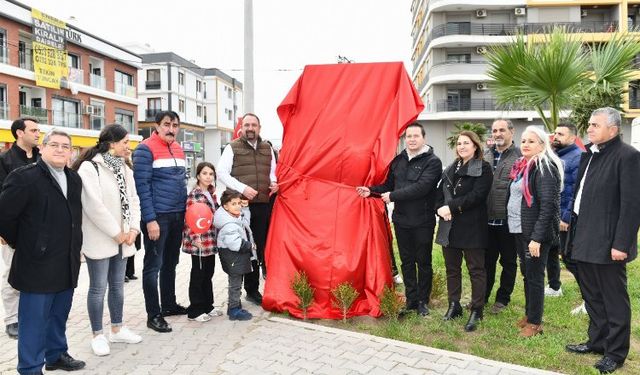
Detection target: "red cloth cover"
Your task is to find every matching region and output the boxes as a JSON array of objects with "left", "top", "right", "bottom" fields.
[{"left": 262, "top": 62, "right": 424, "bottom": 319}]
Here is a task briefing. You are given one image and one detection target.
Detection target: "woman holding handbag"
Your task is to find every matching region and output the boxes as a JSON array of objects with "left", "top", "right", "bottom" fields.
[{"left": 436, "top": 131, "right": 493, "bottom": 332}]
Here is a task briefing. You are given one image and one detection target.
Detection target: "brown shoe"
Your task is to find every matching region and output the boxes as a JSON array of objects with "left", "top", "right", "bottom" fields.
[
  {"left": 520, "top": 323, "right": 543, "bottom": 337},
  {"left": 516, "top": 316, "right": 528, "bottom": 329},
  {"left": 490, "top": 302, "right": 507, "bottom": 314}
]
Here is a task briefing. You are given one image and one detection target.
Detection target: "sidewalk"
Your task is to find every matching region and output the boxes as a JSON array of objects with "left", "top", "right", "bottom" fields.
[{"left": 0, "top": 252, "right": 561, "bottom": 374}]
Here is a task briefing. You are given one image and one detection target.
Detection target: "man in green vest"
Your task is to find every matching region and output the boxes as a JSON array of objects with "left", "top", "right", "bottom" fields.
[{"left": 217, "top": 113, "right": 278, "bottom": 305}]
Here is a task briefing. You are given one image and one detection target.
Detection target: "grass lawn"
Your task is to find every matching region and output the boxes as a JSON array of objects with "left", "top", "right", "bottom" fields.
[{"left": 315, "top": 234, "right": 640, "bottom": 374}]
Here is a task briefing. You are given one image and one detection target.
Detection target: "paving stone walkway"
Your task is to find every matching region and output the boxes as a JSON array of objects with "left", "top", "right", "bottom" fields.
[{"left": 0, "top": 252, "right": 561, "bottom": 374}]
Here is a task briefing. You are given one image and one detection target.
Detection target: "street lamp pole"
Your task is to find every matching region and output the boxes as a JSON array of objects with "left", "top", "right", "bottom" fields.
[{"left": 244, "top": 0, "right": 254, "bottom": 113}]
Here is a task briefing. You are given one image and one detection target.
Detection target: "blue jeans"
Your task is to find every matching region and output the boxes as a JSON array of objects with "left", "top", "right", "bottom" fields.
[
  {"left": 18, "top": 289, "right": 74, "bottom": 375},
  {"left": 86, "top": 248, "right": 127, "bottom": 333},
  {"left": 142, "top": 212, "right": 185, "bottom": 318}
]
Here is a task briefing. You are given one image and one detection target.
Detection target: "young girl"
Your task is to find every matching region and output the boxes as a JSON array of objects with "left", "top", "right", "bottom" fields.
[
  {"left": 182, "top": 162, "right": 222, "bottom": 322},
  {"left": 214, "top": 190, "right": 255, "bottom": 321}
]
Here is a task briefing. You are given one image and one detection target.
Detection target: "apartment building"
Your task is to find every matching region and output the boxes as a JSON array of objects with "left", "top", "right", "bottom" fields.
[
  {"left": 137, "top": 53, "right": 242, "bottom": 175},
  {"left": 0, "top": 0, "right": 141, "bottom": 152},
  {"left": 410, "top": 0, "right": 640, "bottom": 163}
]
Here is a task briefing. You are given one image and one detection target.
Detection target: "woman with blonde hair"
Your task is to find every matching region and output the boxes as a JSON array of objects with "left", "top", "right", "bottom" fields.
[{"left": 507, "top": 125, "right": 563, "bottom": 337}]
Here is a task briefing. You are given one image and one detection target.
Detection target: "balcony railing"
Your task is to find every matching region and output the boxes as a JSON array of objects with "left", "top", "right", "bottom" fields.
[
  {"left": 145, "top": 109, "right": 162, "bottom": 121},
  {"left": 0, "top": 46, "right": 8, "bottom": 64},
  {"left": 67, "top": 67, "right": 84, "bottom": 84},
  {"left": 51, "top": 110, "right": 81, "bottom": 128},
  {"left": 526, "top": 21, "right": 618, "bottom": 34},
  {"left": 435, "top": 98, "right": 545, "bottom": 112},
  {"left": 114, "top": 81, "right": 137, "bottom": 98},
  {"left": 145, "top": 80, "right": 161, "bottom": 90},
  {"left": 629, "top": 98, "right": 640, "bottom": 109},
  {"left": 19, "top": 105, "right": 48, "bottom": 123},
  {"left": 90, "top": 74, "right": 106, "bottom": 90},
  {"left": 18, "top": 49, "right": 33, "bottom": 71},
  {"left": 0, "top": 102, "right": 8, "bottom": 120}
]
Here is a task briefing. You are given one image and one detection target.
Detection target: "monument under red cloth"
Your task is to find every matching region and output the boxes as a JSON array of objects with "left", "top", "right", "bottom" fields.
[{"left": 262, "top": 62, "right": 424, "bottom": 319}]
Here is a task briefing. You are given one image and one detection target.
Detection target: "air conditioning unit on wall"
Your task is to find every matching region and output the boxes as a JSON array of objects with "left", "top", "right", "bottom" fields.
[
  {"left": 84, "top": 105, "right": 95, "bottom": 115},
  {"left": 476, "top": 46, "right": 488, "bottom": 54},
  {"left": 581, "top": 10, "right": 588, "bottom": 18},
  {"left": 515, "top": 8, "right": 526, "bottom": 16},
  {"left": 476, "top": 82, "right": 488, "bottom": 91},
  {"left": 476, "top": 9, "right": 487, "bottom": 18}
]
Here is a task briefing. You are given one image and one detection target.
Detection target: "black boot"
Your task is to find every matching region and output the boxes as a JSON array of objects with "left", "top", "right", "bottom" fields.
[
  {"left": 464, "top": 308, "right": 483, "bottom": 332},
  {"left": 443, "top": 301, "right": 463, "bottom": 321}
]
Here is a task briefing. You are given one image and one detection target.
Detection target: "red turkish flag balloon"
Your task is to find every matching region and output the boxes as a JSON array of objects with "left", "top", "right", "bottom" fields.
[{"left": 185, "top": 202, "right": 213, "bottom": 234}]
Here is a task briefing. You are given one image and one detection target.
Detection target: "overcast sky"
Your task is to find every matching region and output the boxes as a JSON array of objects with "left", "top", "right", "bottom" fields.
[{"left": 23, "top": 0, "right": 413, "bottom": 142}]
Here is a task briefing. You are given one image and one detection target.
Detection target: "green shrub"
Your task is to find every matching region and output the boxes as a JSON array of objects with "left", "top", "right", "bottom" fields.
[
  {"left": 290, "top": 271, "right": 315, "bottom": 320},
  {"left": 332, "top": 281, "right": 359, "bottom": 323},
  {"left": 379, "top": 285, "right": 403, "bottom": 321}
]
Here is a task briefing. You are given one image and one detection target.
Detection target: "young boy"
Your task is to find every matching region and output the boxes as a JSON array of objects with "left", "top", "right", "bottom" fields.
[{"left": 214, "top": 190, "right": 254, "bottom": 321}]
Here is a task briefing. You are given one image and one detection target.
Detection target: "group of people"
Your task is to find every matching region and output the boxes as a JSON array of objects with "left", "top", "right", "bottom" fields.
[
  {"left": 357, "top": 107, "right": 639, "bottom": 374},
  {"left": 0, "top": 111, "right": 277, "bottom": 375}
]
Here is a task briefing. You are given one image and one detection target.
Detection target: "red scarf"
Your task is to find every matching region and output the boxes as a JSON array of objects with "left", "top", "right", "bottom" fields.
[{"left": 509, "top": 156, "right": 534, "bottom": 207}]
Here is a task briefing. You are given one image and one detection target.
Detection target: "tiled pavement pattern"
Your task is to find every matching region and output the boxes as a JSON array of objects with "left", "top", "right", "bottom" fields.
[{"left": 0, "top": 252, "right": 562, "bottom": 374}]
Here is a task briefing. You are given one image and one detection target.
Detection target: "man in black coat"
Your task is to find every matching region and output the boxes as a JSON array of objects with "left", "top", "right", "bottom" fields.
[
  {"left": 565, "top": 108, "right": 640, "bottom": 374},
  {"left": 0, "top": 117, "right": 40, "bottom": 339},
  {"left": 0, "top": 130, "right": 85, "bottom": 375},
  {"left": 356, "top": 123, "right": 442, "bottom": 316}
]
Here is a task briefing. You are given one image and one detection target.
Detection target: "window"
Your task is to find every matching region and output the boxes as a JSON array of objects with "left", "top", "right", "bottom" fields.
[
  {"left": 446, "top": 89, "right": 471, "bottom": 111},
  {"left": 67, "top": 54, "right": 80, "bottom": 69},
  {"left": 146, "top": 97, "right": 162, "bottom": 120},
  {"left": 114, "top": 70, "right": 134, "bottom": 96},
  {"left": 196, "top": 105, "right": 202, "bottom": 117},
  {"left": 146, "top": 69, "right": 161, "bottom": 89},
  {"left": 178, "top": 72, "right": 185, "bottom": 86},
  {"left": 446, "top": 54, "right": 471, "bottom": 63},
  {"left": 115, "top": 109, "right": 134, "bottom": 132},
  {"left": 179, "top": 99, "right": 185, "bottom": 113},
  {"left": 196, "top": 80, "right": 202, "bottom": 93},
  {"left": 0, "top": 29, "right": 8, "bottom": 63},
  {"left": 226, "top": 108, "right": 232, "bottom": 121},
  {"left": 226, "top": 86, "right": 232, "bottom": 99},
  {"left": 203, "top": 82, "right": 207, "bottom": 99},
  {"left": 52, "top": 97, "right": 80, "bottom": 128},
  {"left": 203, "top": 106, "right": 207, "bottom": 122},
  {"left": 90, "top": 100, "right": 105, "bottom": 130},
  {"left": 0, "top": 84, "right": 7, "bottom": 119}
]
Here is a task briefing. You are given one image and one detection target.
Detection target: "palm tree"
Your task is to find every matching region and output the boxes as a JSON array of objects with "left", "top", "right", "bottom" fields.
[
  {"left": 486, "top": 26, "right": 640, "bottom": 133},
  {"left": 446, "top": 122, "right": 487, "bottom": 149},
  {"left": 486, "top": 27, "right": 587, "bottom": 132}
]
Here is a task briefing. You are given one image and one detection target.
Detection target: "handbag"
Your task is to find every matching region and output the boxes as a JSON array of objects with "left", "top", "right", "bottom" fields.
[{"left": 435, "top": 170, "right": 454, "bottom": 247}]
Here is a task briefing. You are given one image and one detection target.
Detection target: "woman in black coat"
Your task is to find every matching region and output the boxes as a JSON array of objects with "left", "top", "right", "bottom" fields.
[
  {"left": 507, "top": 126, "right": 562, "bottom": 337},
  {"left": 436, "top": 131, "right": 493, "bottom": 332}
]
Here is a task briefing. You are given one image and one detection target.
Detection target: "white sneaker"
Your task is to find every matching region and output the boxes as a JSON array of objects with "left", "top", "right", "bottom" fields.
[
  {"left": 208, "top": 308, "right": 223, "bottom": 317},
  {"left": 544, "top": 285, "right": 563, "bottom": 297},
  {"left": 393, "top": 274, "right": 403, "bottom": 284},
  {"left": 188, "top": 313, "right": 212, "bottom": 322},
  {"left": 91, "top": 334, "right": 110, "bottom": 356},
  {"left": 571, "top": 301, "right": 587, "bottom": 315},
  {"left": 109, "top": 327, "right": 142, "bottom": 344}
]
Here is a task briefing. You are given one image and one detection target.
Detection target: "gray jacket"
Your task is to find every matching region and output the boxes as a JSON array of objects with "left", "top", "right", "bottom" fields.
[{"left": 484, "top": 143, "right": 521, "bottom": 220}]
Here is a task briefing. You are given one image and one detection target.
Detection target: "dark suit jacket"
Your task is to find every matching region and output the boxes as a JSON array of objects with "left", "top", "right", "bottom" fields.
[
  {"left": 0, "top": 159, "right": 83, "bottom": 293},
  {"left": 569, "top": 136, "right": 640, "bottom": 264}
]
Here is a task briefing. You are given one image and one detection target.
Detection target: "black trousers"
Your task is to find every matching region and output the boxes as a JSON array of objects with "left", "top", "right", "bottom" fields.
[
  {"left": 545, "top": 245, "right": 562, "bottom": 291},
  {"left": 577, "top": 261, "right": 630, "bottom": 364},
  {"left": 394, "top": 224, "right": 434, "bottom": 305},
  {"left": 126, "top": 255, "right": 135, "bottom": 278},
  {"left": 443, "top": 247, "right": 486, "bottom": 310},
  {"left": 485, "top": 224, "right": 518, "bottom": 305},
  {"left": 244, "top": 202, "right": 271, "bottom": 294},
  {"left": 559, "top": 231, "right": 580, "bottom": 285},
  {"left": 514, "top": 234, "right": 550, "bottom": 325},
  {"left": 187, "top": 254, "right": 216, "bottom": 319}
]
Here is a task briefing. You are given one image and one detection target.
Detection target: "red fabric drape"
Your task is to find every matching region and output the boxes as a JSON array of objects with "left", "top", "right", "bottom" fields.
[{"left": 262, "top": 62, "right": 424, "bottom": 319}]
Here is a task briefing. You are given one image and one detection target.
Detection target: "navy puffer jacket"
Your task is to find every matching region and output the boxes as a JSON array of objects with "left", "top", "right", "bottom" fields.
[{"left": 556, "top": 143, "right": 583, "bottom": 223}]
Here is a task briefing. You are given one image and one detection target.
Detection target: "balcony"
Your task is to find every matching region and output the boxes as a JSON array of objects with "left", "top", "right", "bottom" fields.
[
  {"left": 51, "top": 111, "right": 81, "bottom": 128},
  {"left": 145, "top": 80, "right": 161, "bottom": 90},
  {"left": 19, "top": 105, "right": 48, "bottom": 123},
  {"left": 114, "top": 81, "right": 137, "bottom": 98},
  {"left": 0, "top": 102, "right": 8, "bottom": 120},
  {"left": 629, "top": 98, "right": 640, "bottom": 110},
  {"left": 435, "top": 98, "right": 554, "bottom": 112},
  {"left": 18, "top": 49, "right": 33, "bottom": 71},
  {"left": 145, "top": 108, "right": 162, "bottom": 121},
  {"left": 430, "top": 61, "right": 488, "bottom": 82},
  {"left": 90, "top": 74, "right": 106, "bottom": 90}
]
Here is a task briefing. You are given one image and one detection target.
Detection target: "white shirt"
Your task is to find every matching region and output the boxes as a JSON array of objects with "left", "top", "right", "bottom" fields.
[
  {"left": 45, "top": 162, "right": 68, "bottom": 199},
  {"left": 573, "top": 144, "right": 599, "bottom": 216},
  {"left": 217, "top": 141, "right": 277, "bottom": 194}
]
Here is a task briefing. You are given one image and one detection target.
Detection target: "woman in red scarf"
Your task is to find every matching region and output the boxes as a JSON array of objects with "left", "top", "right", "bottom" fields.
[{"left": 507, "top": 126, "right": 563, "bottom": 337}]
